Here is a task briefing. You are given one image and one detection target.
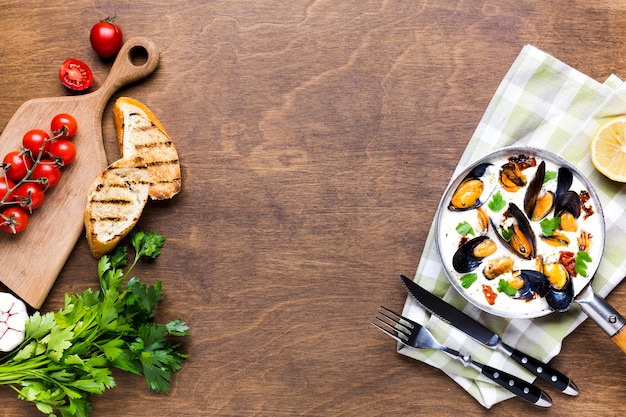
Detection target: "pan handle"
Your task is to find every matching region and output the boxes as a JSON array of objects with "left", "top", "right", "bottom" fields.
[{"left": 576, "top": 285, "right": 626, "bottom": 354}]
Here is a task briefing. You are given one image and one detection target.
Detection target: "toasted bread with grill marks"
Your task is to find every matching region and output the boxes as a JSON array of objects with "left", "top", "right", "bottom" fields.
[
  {"left": 84, "top": 156, "right": 151, "bottom": 258},
  {"left": 113, "top": 97, "right": 181, "bottom": 200}
]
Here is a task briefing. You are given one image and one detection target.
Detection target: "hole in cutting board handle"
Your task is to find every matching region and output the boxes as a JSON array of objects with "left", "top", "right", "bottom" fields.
[{"left": 129, "top": 45, "right": 149, "bottom": 67}]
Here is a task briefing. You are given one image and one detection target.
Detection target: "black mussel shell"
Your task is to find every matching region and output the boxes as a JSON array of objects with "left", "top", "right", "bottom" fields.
[
  {"left": 452, "top": 235, "right": 491, "bottom": 273},
  {"left": 554, "top": 190, "right": 581, "bottom": 219},
  {"left": 517, "top": 270, "right": 550, "bottom": 300},
  {"left": 545, "top": 276, "right": 574, "bottom": 312},
  {"left": 555, "top": 167, "right": 573, "bottom": 198},
  {"left": 523, "top": 161, "right": 546, "bottom": 219},
  {"left": 448, "top": 163, "right": 493, "bottom": 212},
  {"left": 492, "top": 203, "right": 537, "bottom": 260},
  {"left": 466, "top": 162, "right": 492, "bottom": 179}
]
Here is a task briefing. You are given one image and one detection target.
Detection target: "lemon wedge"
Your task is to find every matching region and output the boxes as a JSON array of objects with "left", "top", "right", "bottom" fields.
[{"left": 590, "top": 115, "right": 626, "bottom": 182}]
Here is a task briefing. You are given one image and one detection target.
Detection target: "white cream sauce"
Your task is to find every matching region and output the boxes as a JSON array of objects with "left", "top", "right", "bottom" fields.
[{"left": 436, "top": 152, "right": 604, "bottom": 318}]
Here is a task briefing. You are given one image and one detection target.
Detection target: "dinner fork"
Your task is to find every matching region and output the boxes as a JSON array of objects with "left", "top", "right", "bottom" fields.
[{"left": 373, "top": 306, "right": 552, "bottom": 407}]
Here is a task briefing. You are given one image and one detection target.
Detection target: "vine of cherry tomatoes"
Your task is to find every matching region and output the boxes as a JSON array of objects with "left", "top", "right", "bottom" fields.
[{"left": 0, "top": 113, "right": 78, "bottom": 234}]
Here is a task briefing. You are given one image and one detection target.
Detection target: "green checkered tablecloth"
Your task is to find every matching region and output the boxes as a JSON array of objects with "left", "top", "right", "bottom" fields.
[{"left": 400, "top": 45, "right": 626, "bottom": 408}]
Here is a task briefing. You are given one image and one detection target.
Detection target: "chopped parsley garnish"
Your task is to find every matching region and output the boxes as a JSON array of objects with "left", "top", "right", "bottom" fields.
[
  {"left": 575, "top": 250, "right": 592, "bottom": 277},
  {"left": 488, "top": 191, "right": 506, "bottom": 212},
  {"left": 460, "top": 273, "right": 478, "bottom": 289},
  {"left": 497, "top": 279, "right": 517, "bottom": 296},
  {"left": 501, "top": 228, "right": 514, "bottom": 241},
  {"left": 456, "top": 221, "right": 475, "bottom": 236},
  {"left": 544, "top": 170, "right": 557, "bottom": 183},
  {"left": 540, "top": 217, "right": 561, "bottom": 236}
]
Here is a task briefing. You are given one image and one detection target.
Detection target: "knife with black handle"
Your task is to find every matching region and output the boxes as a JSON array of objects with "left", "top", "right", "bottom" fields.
[{"left": 401, "top": 274, "right": 578, "bottom": 395}]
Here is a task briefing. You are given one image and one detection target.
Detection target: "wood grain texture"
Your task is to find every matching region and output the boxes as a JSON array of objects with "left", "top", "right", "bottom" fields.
[{"left": 1, "top": 0, "right": 626, "bottom": 416}]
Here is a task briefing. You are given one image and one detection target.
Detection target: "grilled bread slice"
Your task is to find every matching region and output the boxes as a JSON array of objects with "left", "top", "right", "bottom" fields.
[
  {"left": 113, "top": 97, "right": 181, "bottom": 200},
  {"left": 84, "top": 157, "right": 151, "bottom": 258}
]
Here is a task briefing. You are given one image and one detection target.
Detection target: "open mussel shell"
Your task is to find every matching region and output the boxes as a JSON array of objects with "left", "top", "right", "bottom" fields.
[
  {"left": 516, "top": 270, "right": 550, "bottom": 300},
  {"left": 545, "top": 276, "right": 575, "bottom": 313},
  {"left": 452, "top": 235, "right": 496, "bottom": 273},
  {"left": 447, "top": 162, "right": 492, "bottom": 211},
  {"left": 555, "top": 190, "right": 581, "bottom": 219},
  {"left": 435, "top": 146, "right": 605, "bottom": 319},
  {"left": 523, "top": 160, "right": 556, "bottom": 221},
  {"left": 516, "top": 269, "right": 574, "bottom": 312},
  {"left": 491, "top": 202, "right": 537, "bottom": 260}
]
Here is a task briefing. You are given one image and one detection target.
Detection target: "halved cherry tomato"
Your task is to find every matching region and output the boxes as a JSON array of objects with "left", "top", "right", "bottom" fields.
[
  {"left": 48, "top": 139, "right": 76, "bottom": 166},
  {"left": 31, "top": 160, "right": 62, "bottom": 189},
  {"left": 59, "top": 59, "right": 93, "bottom": 91},
  {"left": 90, "top": 17, "right": 123, "bottom": 58},
  {"left": 0, "top": 207, "right": 29, "bottom": 234},
  {"left": 22, "top": 129, "right": 51, "bottom": 159},
  {"left": 13, "top": 182, "right": 45, "bottom": 212},
  {"left": 0, "top": 178, "right": 15, "bottom": 203},
  {"left": 50, "top": 113, "right": 78, "bottom": 140},
  {"left": 2, "top": 151, "right": 32, "bottom": 182}
]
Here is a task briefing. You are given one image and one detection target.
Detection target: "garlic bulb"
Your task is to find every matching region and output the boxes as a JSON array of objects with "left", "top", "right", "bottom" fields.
[{"left": 0, "top": 292, "right": 28, "bottom": 352}]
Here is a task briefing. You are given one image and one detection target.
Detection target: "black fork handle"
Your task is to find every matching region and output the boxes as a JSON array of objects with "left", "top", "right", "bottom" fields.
[{"left": 480, "top": 364, "right": 552, "bottom": 407}]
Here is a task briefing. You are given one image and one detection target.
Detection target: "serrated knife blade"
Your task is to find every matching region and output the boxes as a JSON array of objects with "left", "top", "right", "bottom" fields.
[{"left": 401, "top": 274, "right": 578, "bottom": 396}]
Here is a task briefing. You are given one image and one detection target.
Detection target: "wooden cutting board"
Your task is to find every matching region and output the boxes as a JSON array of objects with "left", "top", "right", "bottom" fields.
[{"left": 0, "top": 37, "right": 159, "bottom": 309}]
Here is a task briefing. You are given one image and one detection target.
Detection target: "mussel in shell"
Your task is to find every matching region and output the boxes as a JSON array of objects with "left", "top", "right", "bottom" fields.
[
  {"left": 516, "top": 267, "right": 574, "bottom": 312},
  {"left": 499, "top": 161, "right": 527, "bottom": 192},
  {"left": 449, "top": 178, "right": 484, "bottom": 211},
  {"left": 543, "top": 262, "right": 569, "bottom": 290},
  {"left": 491, "top": 203, "right": 537, "bottom": 260},
  {"left": 452, "top": 235, "right": 497, "bottom": 273},
  {"left": 544, "top": 264, "right": 574, "bottom": 312},
  {"left": 540, "top": 230, "right": 570, "bottom": 247},
  {"left": 448, "top": 163, "right": 492, "bottom": 211},
  {"left": 516, "top": 270, "right": 550, "bottom": 300},
  {"left": 555, "top": 190, "right": 581, "bottom": 219},
  {"left": 523, "top": 161, "right": 555, "bottom": 221}
]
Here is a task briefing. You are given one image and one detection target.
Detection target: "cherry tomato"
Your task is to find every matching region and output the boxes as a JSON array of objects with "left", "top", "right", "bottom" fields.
[
  {"left": 48, "top": 139, "right": 76, "bottom": 166},
  {"left": 31, "top": 161, "right": 62, "bottom": 189},
  {"left": 22, "top": 129, "right": 51, "bottom": 158},
  {"left": 50, "top": 113, "right": 78, "bottom": 140},
  {"left": 59, "top": 59, "right": 93, "bottom": 91},
  {"left": 0, "top": 207, "right": 29, "bottom": 234},
  {"left": 13, "top": 183, "right": 45, "bottom": 212},
  {"left": 2, "top": 151, "right": 32, "bottom": 182},
  {"left": 0, "top": 178, "right": 15, "bottom": 203},
  {"left": 90, "top": 17, "right": 123, "bottom": 58}
]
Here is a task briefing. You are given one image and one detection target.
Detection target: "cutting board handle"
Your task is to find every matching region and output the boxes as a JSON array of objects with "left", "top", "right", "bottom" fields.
[{"left": 94, "top": 37, "right": 160, "bottom": 107}]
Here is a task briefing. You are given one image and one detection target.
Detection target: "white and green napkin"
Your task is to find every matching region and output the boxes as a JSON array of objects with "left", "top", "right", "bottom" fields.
[{"left": 400, "top": 44, "right": 626, "bottom": 408}]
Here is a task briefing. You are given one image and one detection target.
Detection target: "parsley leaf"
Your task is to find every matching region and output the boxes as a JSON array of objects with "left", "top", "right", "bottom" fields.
[
  {"left": 575, "top": 250, "right": 593, "bottom": 277},
  {"left": 497, "top": 279, "right": 517, "bottom": 296},
  {"left": 488, "top": 191, "right": 506, "bottom": 212},
  {"left": 501, "top": 228, "right": 514, "bottom": 241},
  {"left": 540, "top": 217, "right": 561, "bottom": 236},
  {"left": 544, "top": 170, "right": 557, "bottom": 183},
  {"left": 460, "top": 273, "right": 478, "bottom": 289},
  {"left": 0, "top": 230, "right": 188, "bottom": 416},
  {"left": 456, "top": 221, "right": 475, "bottom": 236}
]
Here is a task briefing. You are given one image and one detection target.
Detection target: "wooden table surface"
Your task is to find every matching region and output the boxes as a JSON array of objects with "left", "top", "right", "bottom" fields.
[{"left": 1, "top": 1, "right": 626, "bottom": 416}]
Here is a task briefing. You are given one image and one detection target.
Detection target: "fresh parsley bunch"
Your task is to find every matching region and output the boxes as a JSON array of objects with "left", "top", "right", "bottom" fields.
[{"left": 0, "top": 231, "right": 189, "bottom": 417}]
